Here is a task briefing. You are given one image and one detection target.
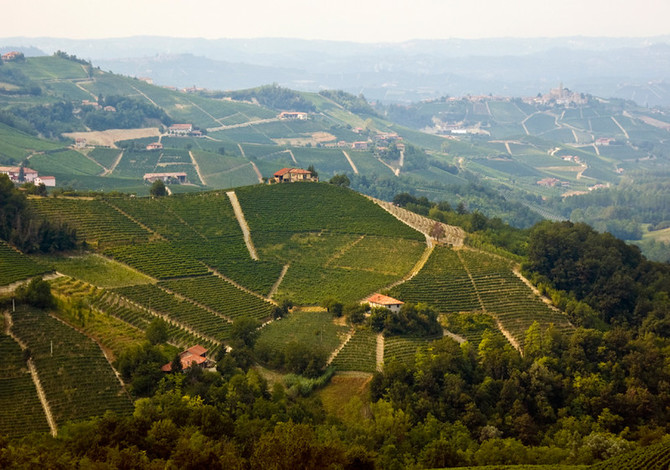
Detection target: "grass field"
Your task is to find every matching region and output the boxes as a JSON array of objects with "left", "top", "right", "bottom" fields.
[{"left": 45, "top": 253, "right": 154, "bottom": 288}]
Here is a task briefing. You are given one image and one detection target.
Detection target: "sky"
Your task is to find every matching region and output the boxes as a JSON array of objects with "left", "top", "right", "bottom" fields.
[{"left": 3, "top": 0, "right": 669, "bottom": 42}]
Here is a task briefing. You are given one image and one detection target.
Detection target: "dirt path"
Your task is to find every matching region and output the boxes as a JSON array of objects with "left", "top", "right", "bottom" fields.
[
  {"left": 207, "top": 117, "right": 280, "bottom": 133},
  {"left": 104, "top": 200, "right": 165, "bottom": 241},
  {"left": 505, "top": 142, "right": 512, "bottom": 154},
  {"left": 327, "top": 328, "right": 355, "bottom": 365},
  {"left": 130, "top": 85, "right": 160, "bottom": 108},
  {"left": 376, "top": 333, "right": 384, "bottom": 372},
  {"left": 376, "top": 157, "right": 399, "bottom": 176},
  {"left": 267, "top": 264, "right": 289, "bottom": 300},
  {"left": 189, "top": 151, "right": 207, "bottom": 186},
  {"left": 443, "top": 328, "right": 467, "bottom": 344},
  {"left": 383, "top": 241, "right": 434, "bottom": 290},
  {"left": 209, "top": 267, "right": 277, "bottom": 305},
  {"left": 399, "top": 150, "right": 404, "bottom": 168},
  {"left": 102, "top": 150, "right": 123, "bottom": 176},
  {"left": 611, "top": 116, "right": 630, "bottom": 139},
  {"left": 368, "top": 196, "right": 465, "bottom": 247},
  {"left": 250, "top": 161, "right": 263, "bottom": 183},
  {"left": 342, "top": 150, "right": 359, "bottom": 174},
  {"left": 4, "top": 312, "right": 58, "bottom": 436},
  {"left": 287, "top": 149, "right": 298, "bottom": 164},
  {"left": 226, "top": 191, "right": 259, "bottom": 260}
]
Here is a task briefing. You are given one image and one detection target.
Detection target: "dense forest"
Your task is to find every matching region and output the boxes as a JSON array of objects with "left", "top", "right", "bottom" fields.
[{"left": 0, "top": 174, "right": 77, "bottom": 253}]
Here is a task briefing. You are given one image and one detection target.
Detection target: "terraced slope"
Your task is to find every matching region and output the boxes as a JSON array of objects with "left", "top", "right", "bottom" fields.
[
  {"left": 0, "top": 240, "right": 50, "bottom": 286},
  {"left": 9, "top": 307, "right": 133, "bottom": 427},
  {"left": 0, "top": 333, "right": 51, "bottom": 438}
]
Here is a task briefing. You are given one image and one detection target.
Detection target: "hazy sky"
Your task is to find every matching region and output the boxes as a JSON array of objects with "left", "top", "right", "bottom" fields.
[{"left": 4, "top": 0, "right": 669, "bottom": 42}]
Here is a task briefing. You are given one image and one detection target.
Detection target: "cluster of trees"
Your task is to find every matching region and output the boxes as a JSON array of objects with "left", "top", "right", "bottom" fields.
[
  {"left": 0, "top": 174, "right": 77, "bottom": 253},
  {"left": 525, "top": 220, "right": 670, "bottom": 330},
  {"left": 226, "top": 84, "right": 315, "bottom": 112},
  {"left": 318, "top": 90, "right": 377, "bottom": 115},
  {"left": 0, "top": 66, "right": 40, "bottom": 97},
  {"left": 10, "top": 101, "right": 78, "bottom": 138},
  {"left": 367, "top": 303, "right": 441, "bottom": 337},
  {"left": 393, "top": 191, "right": 530, "bottom": 256},
  {"left": 82, "top": 95, "right": 172, "bottom": 131}
]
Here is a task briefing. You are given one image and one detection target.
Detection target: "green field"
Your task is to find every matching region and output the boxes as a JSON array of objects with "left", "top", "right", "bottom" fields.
[
  {"left": 46, "top": 253, "right": 154, "bottom": 288},
  {"left": 0, "top": 240, "right": 50, "bottom": 286}
]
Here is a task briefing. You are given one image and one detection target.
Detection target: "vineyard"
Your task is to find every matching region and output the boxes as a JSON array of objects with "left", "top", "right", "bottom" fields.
[
  {"left": 9, "top": 306, "right": 134, "bottom": 427},
  {"left": 441, "top": 312, "right": 507, "bottom": 347},
  {"left": 458, "top": 249, "right": 574, "bottom": 349},
  {"left": 0, "top": 333, "right": 51, "bottom": 438},
  {"left": 330, "top": 328, "right": 378, "bottom": 373},
  {"left": 104, "top": 242, "right": 210, "bottom": 279},
  {"left": 48, "top": 276, "right": 210, "bottom": 353},
  {"left": 590, "top": 442, "right": 670, "bottom": 470},
  {"left": 329, "top": 236, "right": 426, "bottom": 277},
  {"left": 383, "top": 334, "right": 442, "bottom": 366},
  {"left": 30, "top": 197, "right": 151, "bottom": 246},
  {"left": 390, "top": 246, "right": 481, "bottom": 313},
  {"left": 0, "top": 240, "right": 50, "bottom": 286},
  {"left": 160, "top": 275, "right": 274, "bottom": 321},
  {"left": 113, "top": 283, "right": 232, "bottom": 342}
]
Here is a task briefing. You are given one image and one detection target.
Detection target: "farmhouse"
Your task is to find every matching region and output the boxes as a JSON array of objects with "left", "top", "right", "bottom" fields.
[
  {"left": 278, "top": 111, "right": 309, "bottom": 120},
  {"left": 34, "top": 176, "right": 56, "bottom": 187},
  {"left": 144, "top": 172, "right": 187, "bottom": 184},
  {"left": 146, "top": 142, "right": 163, "bottom": 151},
  {"left": 161, "top": 345, "right": 210, "bottom": 372},
  {"left": 168, "top": 123, "right": 194, "bottom": 136},
  {"left": 352, "top": 141, "right": 369, "bottom": 150},
  {"left": 273, "top": 167, "right": 317, "bottom": 183},
  {"left": 1, "top": 51, "right": 22, "bottom": 62},
  {"left": 0, "top": 166, "right": 38, "bottom": 183},
  {"left": 364, "top": 293, "right": 404, "bottom": 314}
]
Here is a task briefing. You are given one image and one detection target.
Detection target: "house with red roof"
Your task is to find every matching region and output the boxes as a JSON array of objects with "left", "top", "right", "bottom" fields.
[
  {"left": 161, "top": 345, "right": 209, "bottom": 372},
  {"left": 273, "top": 167, "right": 317, "bottom": 183},
  {"left": 364, "top": 293, "right": 404, "bottom": 314},
  {"left": 167, "top": 123, "right": 194, "bottom": 136}
]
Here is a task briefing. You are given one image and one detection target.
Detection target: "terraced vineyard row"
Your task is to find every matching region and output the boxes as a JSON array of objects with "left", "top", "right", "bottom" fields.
[
  {"left": 459, "top": 250, "right": 573, "bottom": 348},
  {"left": 48, "top": 277, "right": 213, "bottom": 351},
  {"left": 114, "top": 284, "right": 232, "bottom": 341},
  {"left": 160, "top": 191, "right": 243, "bottom": 239},
  {"left": 0, "top": 240, "right": 50, "bottom": 286},
  {"left": 383, "top": 334, "right": 442, "bottom": 366},
  {"left": 104, "top": 241, "right": 210, "bottom": 279},
  {"left": 30, "top": 197, "right": 151, "bottom": 246},
  {"left": 105, "top": 197, "right": 202, "bottom": 241},
  {"left": 590, "top": 442, "right": 670, "bottom": 470},
  {"left": 235, "top": 183, "right": 424, "bottom": 241},
  {"left": 330, "top": 236, "right": 426, "bottom": 277},
  {"left": 330, "top": 328, "right": 378, "bottom": 373},
  {"left": 9, "top": 307, "right": 133, "bottom": 427},
  {"left": 160, "top": 275, "right": 274, "bottom": 321},
  {"left": 390, "top": 246, "right": 481, "bottom": 313},
  {"left": 0, "top": 334, "right": 51, "bottom": 438}
]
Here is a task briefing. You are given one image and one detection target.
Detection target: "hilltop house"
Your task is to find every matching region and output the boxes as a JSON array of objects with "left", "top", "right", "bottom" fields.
[
  {"left": 146, "top": 142, "right": 163, "bottom": 151},
  {"left": 144, "top": 172, "right": 187, "bottom": 184},
  {"left": 364, "top": 293, "right": 404, "bottom": 314},
  {"left": 1, "top": 51, "right": 23, "bottom": 62},
  {"left": 161, "top": 345, "right": 210, "bottom": 372},
  {"left": 0, "top": 166, "right": 38, "bottom": 183},
  {"left": 168, "top": 123, "right": 194, "bottom": 136},
  {"left": 278, "top": 111, "right": 309, "bottom": 120},
  {"left": 34, "top": 176, "right": 56, "bottom": 187},
  {"left": 273, "top": 167, "right": 317, "bottom": 183}
]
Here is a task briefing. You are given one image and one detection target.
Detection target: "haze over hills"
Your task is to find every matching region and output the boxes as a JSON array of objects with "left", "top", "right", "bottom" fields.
[{"left": 3, "top": 36, "right": 670, "bottom": 105}]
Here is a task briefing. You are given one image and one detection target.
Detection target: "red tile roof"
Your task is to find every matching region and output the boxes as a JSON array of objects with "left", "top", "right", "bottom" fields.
[
  {"left": 185, "top": 345, "right": 208, "bottom": 357},
  {"left": 365, "top": 293, "right": 404, "bottom": 306}
]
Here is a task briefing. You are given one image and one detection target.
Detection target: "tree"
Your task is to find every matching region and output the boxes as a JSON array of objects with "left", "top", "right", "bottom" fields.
[
  {"left": 307, "top": 164, "right": 318, "bottom": 179},
  {"left": 150, "top": 179, "right": 167, "bottom": 197},
  {"left": 329, "top": 174, "right": 350, "bottom": 187},
  {"left": 15, "top": 277, "right": 53, "bottom": 308},
  {"left": 146, "top": 318, "right": 168, "bottom": 345}
]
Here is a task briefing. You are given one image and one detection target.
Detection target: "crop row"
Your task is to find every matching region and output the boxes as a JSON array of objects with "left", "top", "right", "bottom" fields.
[
  {"left": 330, "top": 328, "right": 378, "bottom": 373},
  {"left": 383, "top": 335, "right": 441, "bottom": 367},
  {"left": 0, "top": 240, "right": 49, "bottom": 286},
  {"left": 30, "top": 198, "right": 151, "bottom": 246},
  {"left": 330, "top": 236, "right": 426, "bottom": 277},
  {"left": 234, "top": 183, "right": 424, "bottom": 241},
  {"left": 390, "top": 246, "right": 481, "bottom": 313},
  {"left": 9, "top": 307, "right": 133, "bottom": 426},
  {"left": 113, "top": 284, "right": 232, "bottom": 341},
  {"left": 105, "top": 197, "right": 202, "bottom": 241},
  {"left": 160, "top": 275, "right": 274, "bottom": 321},
  {"left": 277, "top": 264, "right": 396, "bottom": 305},
  {"left": 104, "top": 241, "right": 210, "bottom": 279},
  {"left": 158, "top": 192, "right": 242, "bottom": 239},
  {"left": 590, "top": 442, "right": 670, "bottom": 470}
]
